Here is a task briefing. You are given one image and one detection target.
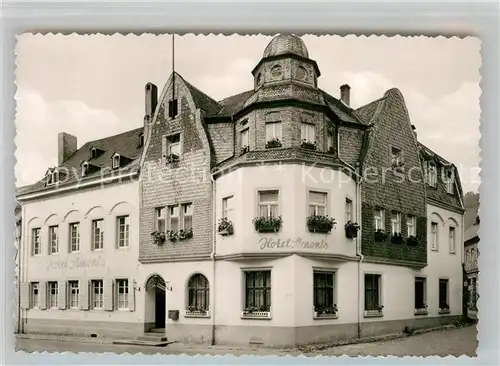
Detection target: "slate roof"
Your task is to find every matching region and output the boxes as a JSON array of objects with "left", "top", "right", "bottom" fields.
[
  {"left": 464, "top": 223, "right": 479, "bottom": 243},
  {"left": 17, "top": 127, "right": 144, "bottom": 197},
  {"left": 354, "top": 97, "right": 387, "bottom": 125}
]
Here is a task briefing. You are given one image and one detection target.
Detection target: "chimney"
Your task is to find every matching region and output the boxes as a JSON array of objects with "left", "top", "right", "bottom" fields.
[
  {"left": 411, "top": 125, "right": 417, "bottom": 141},
  {"left": 58, "top": 132, "right": 77, "bottom": 165},
  {"left": 340, "top": 84, "right": 351, "bottom": 106},
  {"left": 145, "top": 82, "right": 158, "bottom": 117}
]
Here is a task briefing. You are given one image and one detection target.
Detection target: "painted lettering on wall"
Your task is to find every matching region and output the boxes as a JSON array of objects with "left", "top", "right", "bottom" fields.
[
  {"left": 259, "top": 237, "right": 329, "bottom": 250},
  {"left": 45, "top": 256, "right": 106, "bottom": 271}
]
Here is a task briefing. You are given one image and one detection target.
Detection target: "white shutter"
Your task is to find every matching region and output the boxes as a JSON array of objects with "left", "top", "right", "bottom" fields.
[
  {"left": 39, "top": 282, "right": 47, "bottom": 310},
  {"left": 80, "top": 279, "right": 89, "bottom": 310},
  {"left": 20, "top": 282, "right": 30, "bottom": 310},
  {"left": 104, "top": 278, "right": 114, "bottom": 311},
  {"left": 58, "top": 281, "right": 67, "bottom": 310},
  {"left": 129, "top": 278, "right": 135, "bottom": 312}
]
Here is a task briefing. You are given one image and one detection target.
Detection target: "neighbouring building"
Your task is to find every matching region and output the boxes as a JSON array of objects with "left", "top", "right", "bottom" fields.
[
  {"left": 15, "top": 202, "right": 22, "bottom": 333},
  {"left": 464, "top": 216, "right": 479, "bottom": 311},
  {"left": 16, "top": 34, "right": 465, "bottom": 346},
  {"left": 16, "top": 128, "right": 144, "bottom": 338}
]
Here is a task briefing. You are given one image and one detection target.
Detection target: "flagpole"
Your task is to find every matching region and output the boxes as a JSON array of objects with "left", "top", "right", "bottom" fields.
[{"left": 172, "top": 33, "right": 175, "bottom": 100}]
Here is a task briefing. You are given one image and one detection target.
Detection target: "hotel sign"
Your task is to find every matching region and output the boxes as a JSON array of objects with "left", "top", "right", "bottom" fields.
[
  {"left": 45, "top": 256, "right": 106, "bottom": 272},
  {"left": 259, "top": 237, "right": 329, "bottom": 250}
]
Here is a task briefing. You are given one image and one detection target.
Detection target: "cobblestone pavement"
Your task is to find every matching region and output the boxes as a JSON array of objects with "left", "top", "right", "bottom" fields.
[{"left": 15, "top": 325, "right": 477, "bottom": 358}]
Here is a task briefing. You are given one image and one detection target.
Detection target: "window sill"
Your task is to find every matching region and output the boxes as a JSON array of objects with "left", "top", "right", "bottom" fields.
[
  {"left": 364, "top": 310, "right": 383, "bottom": 318},
  {"left": 414, "top": 308, "right": 428, "bottom": 315},
  {"left": 241, "top": 310, "right": 272, "bottom": 320},
  {"left": 313, "top": 312, "right": 338, "bottom": 320},
  {"left": 439, "top": 309, "right": 450, "bottom": 314},
  {"left": 185, "top": 310, "right": 210, "bottom": 318}
]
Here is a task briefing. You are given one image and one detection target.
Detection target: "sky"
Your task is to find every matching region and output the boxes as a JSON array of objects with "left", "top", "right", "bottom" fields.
[{"left": 15, "top": 34, "right": 481, "bottom": 193}]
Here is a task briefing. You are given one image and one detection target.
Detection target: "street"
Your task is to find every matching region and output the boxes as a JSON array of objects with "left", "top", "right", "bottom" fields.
[{"left": 15, "top": 325, "right": 477, "bottom": 358}]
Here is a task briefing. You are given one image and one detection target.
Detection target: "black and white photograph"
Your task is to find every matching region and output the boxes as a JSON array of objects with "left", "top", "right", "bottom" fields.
[{"left": 13, "top": 32, "right": 480, "bottom": 357}]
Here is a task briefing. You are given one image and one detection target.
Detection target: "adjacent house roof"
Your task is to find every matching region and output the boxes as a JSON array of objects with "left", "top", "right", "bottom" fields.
[{"left": 17, "top": 127, "right": 144, "bottom": 198}]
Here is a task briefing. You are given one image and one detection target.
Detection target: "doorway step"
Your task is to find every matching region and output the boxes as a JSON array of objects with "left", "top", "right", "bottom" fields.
[{"left": 113, "top": 331, "right": 171, "bottom": 347}]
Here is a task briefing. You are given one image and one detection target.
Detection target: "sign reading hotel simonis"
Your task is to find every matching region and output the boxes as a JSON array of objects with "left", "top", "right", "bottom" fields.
[
  {"left": 45, "top": 256, "right": 106, "bottom": 271},
  {"left": 259, "top": 237, "right": 329, "bottom": 250}
]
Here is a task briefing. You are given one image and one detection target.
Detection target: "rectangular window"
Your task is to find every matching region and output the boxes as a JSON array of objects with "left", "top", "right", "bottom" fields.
[
  {"left": 391, "top": 211, "right": 401, "bottom": 234},
  {"left": 258, "top": 190, "right": 279, "bottom": 218},
  {"left": 112, "top": 155, "right": 120, "bottom": 169},
  {"left": 308, "top": 191, "right": 327, "bottom": 216},
  {"left": 345, "top": 199, "right": 353, "bottom": 223},
  {"left": 155, "top": 207, "right": 166, "bottom": 233},
  {"left": 182, "top": 203, "right": 193, "bottom": 230},
  {"left": 69, "top": 223, "right": 80, "bottom": 252},
  {"left": 167, "top": 133, "right": 181, "bottom": 156},
  {"left": 427, "top": 163, "right": 437, "bottom": 187},
  {"left": 168, "top": 99, "right": 178, "bottom": 118},
  {"left": 407, "top": 215, "right": 416, "bottom": 237},
  {"left": 445, "top": 170, "right": 454, "bottom": 194},
  {"left": 414, "top": 277, "right": 426, "bottom": 309},
  {"left": 48, "top": 225, "right": 59, "bottom": 254},
  {"left": 244, "top": 270, "right": 271, "bottom": 311},
  {"left": 449, "top": 227, "right": 456, "bottom": 253},
  {"left": 31, "top": 282, "right": 39, "bottom": 308},
  {"left": 431, "top": 222, "right": 438, "bottom": 251},
  {"left": 391, "top": 147, "right": 403, "bottom": 166},
  {"left": 116, "top": 279, "right": 129, "bottom": 310},
  {"left": 241, "top": 128, "right": 249, "bottom": 148},
  {"left": 117, "top": 216, "right": 130, "bottom": 248},
  {"left": 265, "top": 122, "right": 282, "bottom": 142},
  {"left": 169, "top": 205, "right": 179, "bottom": 231},
  {"left": 92, "top": 219, "right": 104, "bottom": 250},
  {"left": 374, "top": 208, "right": 385, "bottom": 231},
  {"left": 439, "top": 279, "right": 449, "bottom": 309},
  {"left": 313, "top": 271, "right": 335, "bottom": 310},
  {"left": 364, "top": 274, "right": 381, "bottom": 311},
  {"left": 223, "top": 196, "right": 235, "bottom": 222},
  {"left": 326, "top": 129, "right": 334, "bottom": 151},
  {"left": 31, "top": 228, "right": 41, "bottom": 256},
  {"left": 91, "top": 280, "right": 103, "bottom": 309},
  {"left": 68, "top": 280, "right": 79, "bottom": 309},
  {"left": 301, "top": 123, "right": 316, "bottom": 143},
  {"left": 48, "top": 281, "right": 58, "bottom": 308}
]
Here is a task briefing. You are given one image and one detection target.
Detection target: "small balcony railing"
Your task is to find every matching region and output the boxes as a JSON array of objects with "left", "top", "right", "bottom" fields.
[{"left": 465, "top": 260, "right": 478, "bottom": 272}]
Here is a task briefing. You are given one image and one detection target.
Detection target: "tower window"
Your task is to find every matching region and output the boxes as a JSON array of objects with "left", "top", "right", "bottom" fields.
[{"left": 168, "top": 99, "right": 178, "bottom": 118}]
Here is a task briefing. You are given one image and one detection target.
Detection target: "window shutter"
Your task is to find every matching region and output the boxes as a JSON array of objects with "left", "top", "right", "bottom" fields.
[
  {"left": 39, "top": 282, "right": 47, "bottom": 310},
  {"left": 20, "top": 282, "right": 30, "bottom": 310},
  {"left": 129, "top": 278, "right": 135, "bottom": 312},
  {"left": 104, "top": 278, "right": 114, "bottom": 311},
  {"left": 80, "top": 279, "right": 89, "bottom": 310},
  {"left": 58, "top": 281, "right": 67, "bottom": 310}
]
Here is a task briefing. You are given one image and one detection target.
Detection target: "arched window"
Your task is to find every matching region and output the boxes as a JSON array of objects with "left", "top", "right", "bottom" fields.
[{"left": 187, "top": 274, "right": 209, "bottom": 313}]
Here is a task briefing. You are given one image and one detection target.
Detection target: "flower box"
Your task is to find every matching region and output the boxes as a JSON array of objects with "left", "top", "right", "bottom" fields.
[
  {"left": 345, "top": 221, "right": 360, "bottom": 238},
  {"left": 364, "top": 306, "right": 384, "bottom": 318},
  {"left": 414, "top": 306, "right": 428, "bottom": 315},
  {"left": 266, "top": 138, "right": 282, "bottom": 149},
  {"left": 301, "top": 140, "right": 317, "bottom": 150},
  {"left": 391, "top": 232, "right": 403, "bottom": 244},
  {"left": 307, "top": 215, "right": 336, "bottom": 234},
  {"left": 185, "top": 307, "right": 210, "bottom": 318},
  {"left": 151, "top": 231, "right": 166, "bottom": 245},
  {"left": 253, "top": 216, "right": 282, "bottom": 233},
  {"left": 439, "top": 305, "right": 450, "bottom": 314},
  {"left": 241, "top": 306, "right": 271, "bottom": 319},
  {"left": 314, "top": 304, "right": 338, "bottom": 319},
  {"left": 374, "top": 229, "right": 388, "bottom": 242},
  {"left": 167, "top": 228, "right": 193, "bottom": 242},
  {"left": 218, "top": 217, "right": 234, "bottom": 236},
  {"left": 165, "top": 153, "right": 179, "bottom": 164},
  {"left": 407, "top": 235, "right": 418, "bottom": 246}
]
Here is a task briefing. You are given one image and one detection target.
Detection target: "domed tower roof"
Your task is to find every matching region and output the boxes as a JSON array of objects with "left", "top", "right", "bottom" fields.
[{"left": 263, "top": 34, "right": 309, "bottom": 59}]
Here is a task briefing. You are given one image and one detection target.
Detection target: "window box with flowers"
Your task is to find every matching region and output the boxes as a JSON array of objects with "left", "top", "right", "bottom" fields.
[
  {"left": 301, "top": 139, "right": 317, "bottom": 150},
  {"left": 439, "top": 304, "right": 450, "bottom": 314},
  {"left": 307, "top": 214, "right": 336, "bottom": 234},
  {"left": 253, "top": 216, "right": 282, "bottom": 233},
  {"left": 241, "top": 145, "right": 249, "bottom": 155},
  {"left": 391, "top": 232, "right": 403, "bottom": 244},
  {"left": 374, "top": 229, "right": 388, "bottom": 242},
  {"left": 414, "top": 304, "right": 428, "bottom": 315},
  {"left": 165, "top": 153, "right": 179, "bottom": 164},
  {"left": 345, "top": 221, "right": 360, "bottom": 238},
  {"left": 314, "top": 304, "right": 338, "bottom": 319},
  {"left": 266, "top": 137, "right": 282, "bottom": 149},
  {"left": 185, "top": 305, "right": 210, "bottom": 318},
  {"left": 218, "top": 217, "right": 234, "bottom": 236},
  {"left": 364, "top": 305, "right": 384, "bottom": 318},
  {"left": 167, "top": 228, "right": 193, "bottom": 242},
  {"left": 407, "top": 235, "right": 418, "bottom": 246},
  {"left": 151, "top": 231, "right": 166, "bottom": 245},
  {"left": 241, "top": 305, "right": 272, "bottom": 319}
]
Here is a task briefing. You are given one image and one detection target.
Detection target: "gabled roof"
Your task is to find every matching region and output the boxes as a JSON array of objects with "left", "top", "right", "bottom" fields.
[
  {"left": 418, "top": 142, "right": 452, "bottom": 166},
  {"left": 183, "top": 79, "right": 222, "bottom": 116},
  {"left": 17, "top": 127, "right": 144, "bottom": 197},
  {"left": 354, "top": 97, "right": 387, "bottom": 125},
  {"left": 464, "top": 223, "right": 479, "bottom": 243}
]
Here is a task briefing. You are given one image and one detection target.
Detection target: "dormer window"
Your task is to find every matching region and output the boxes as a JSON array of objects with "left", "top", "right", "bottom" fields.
[
  {"left": 168, "top": 99, "right": 178, "bottom": 119},
  {"left": 112, "top": 154, "right": 121, "bottom": 169},
  {"left": 139, "top": 133, "right": 144, "bottom": 147},
  {"left": 81, "top": 162, "right": 89, "bottom": 177},
  {"left": 46, "top": 168, "right": 59, "bottom": 186},
  {"left": 89, "top": 146, "right": 104, "bottom": 160},
  {"left": 444, "top": 168, "right": 455, "bottom": 194},
  {"left": 427, "top": 161, "right": 437, "bottom": 187}
]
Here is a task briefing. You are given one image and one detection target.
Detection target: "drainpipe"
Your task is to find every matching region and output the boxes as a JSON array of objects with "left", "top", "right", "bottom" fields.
[
  {"left": 352, "top": 165, "right": 364, "bottom": 339},
  {"left": 210, "top": 171, "right": 217, "bottom": 346}
]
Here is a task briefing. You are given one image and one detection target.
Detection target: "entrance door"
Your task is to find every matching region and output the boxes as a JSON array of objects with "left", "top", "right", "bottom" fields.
[{"left": 155, "top": 288, "right": 166, "bottom": 328}]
